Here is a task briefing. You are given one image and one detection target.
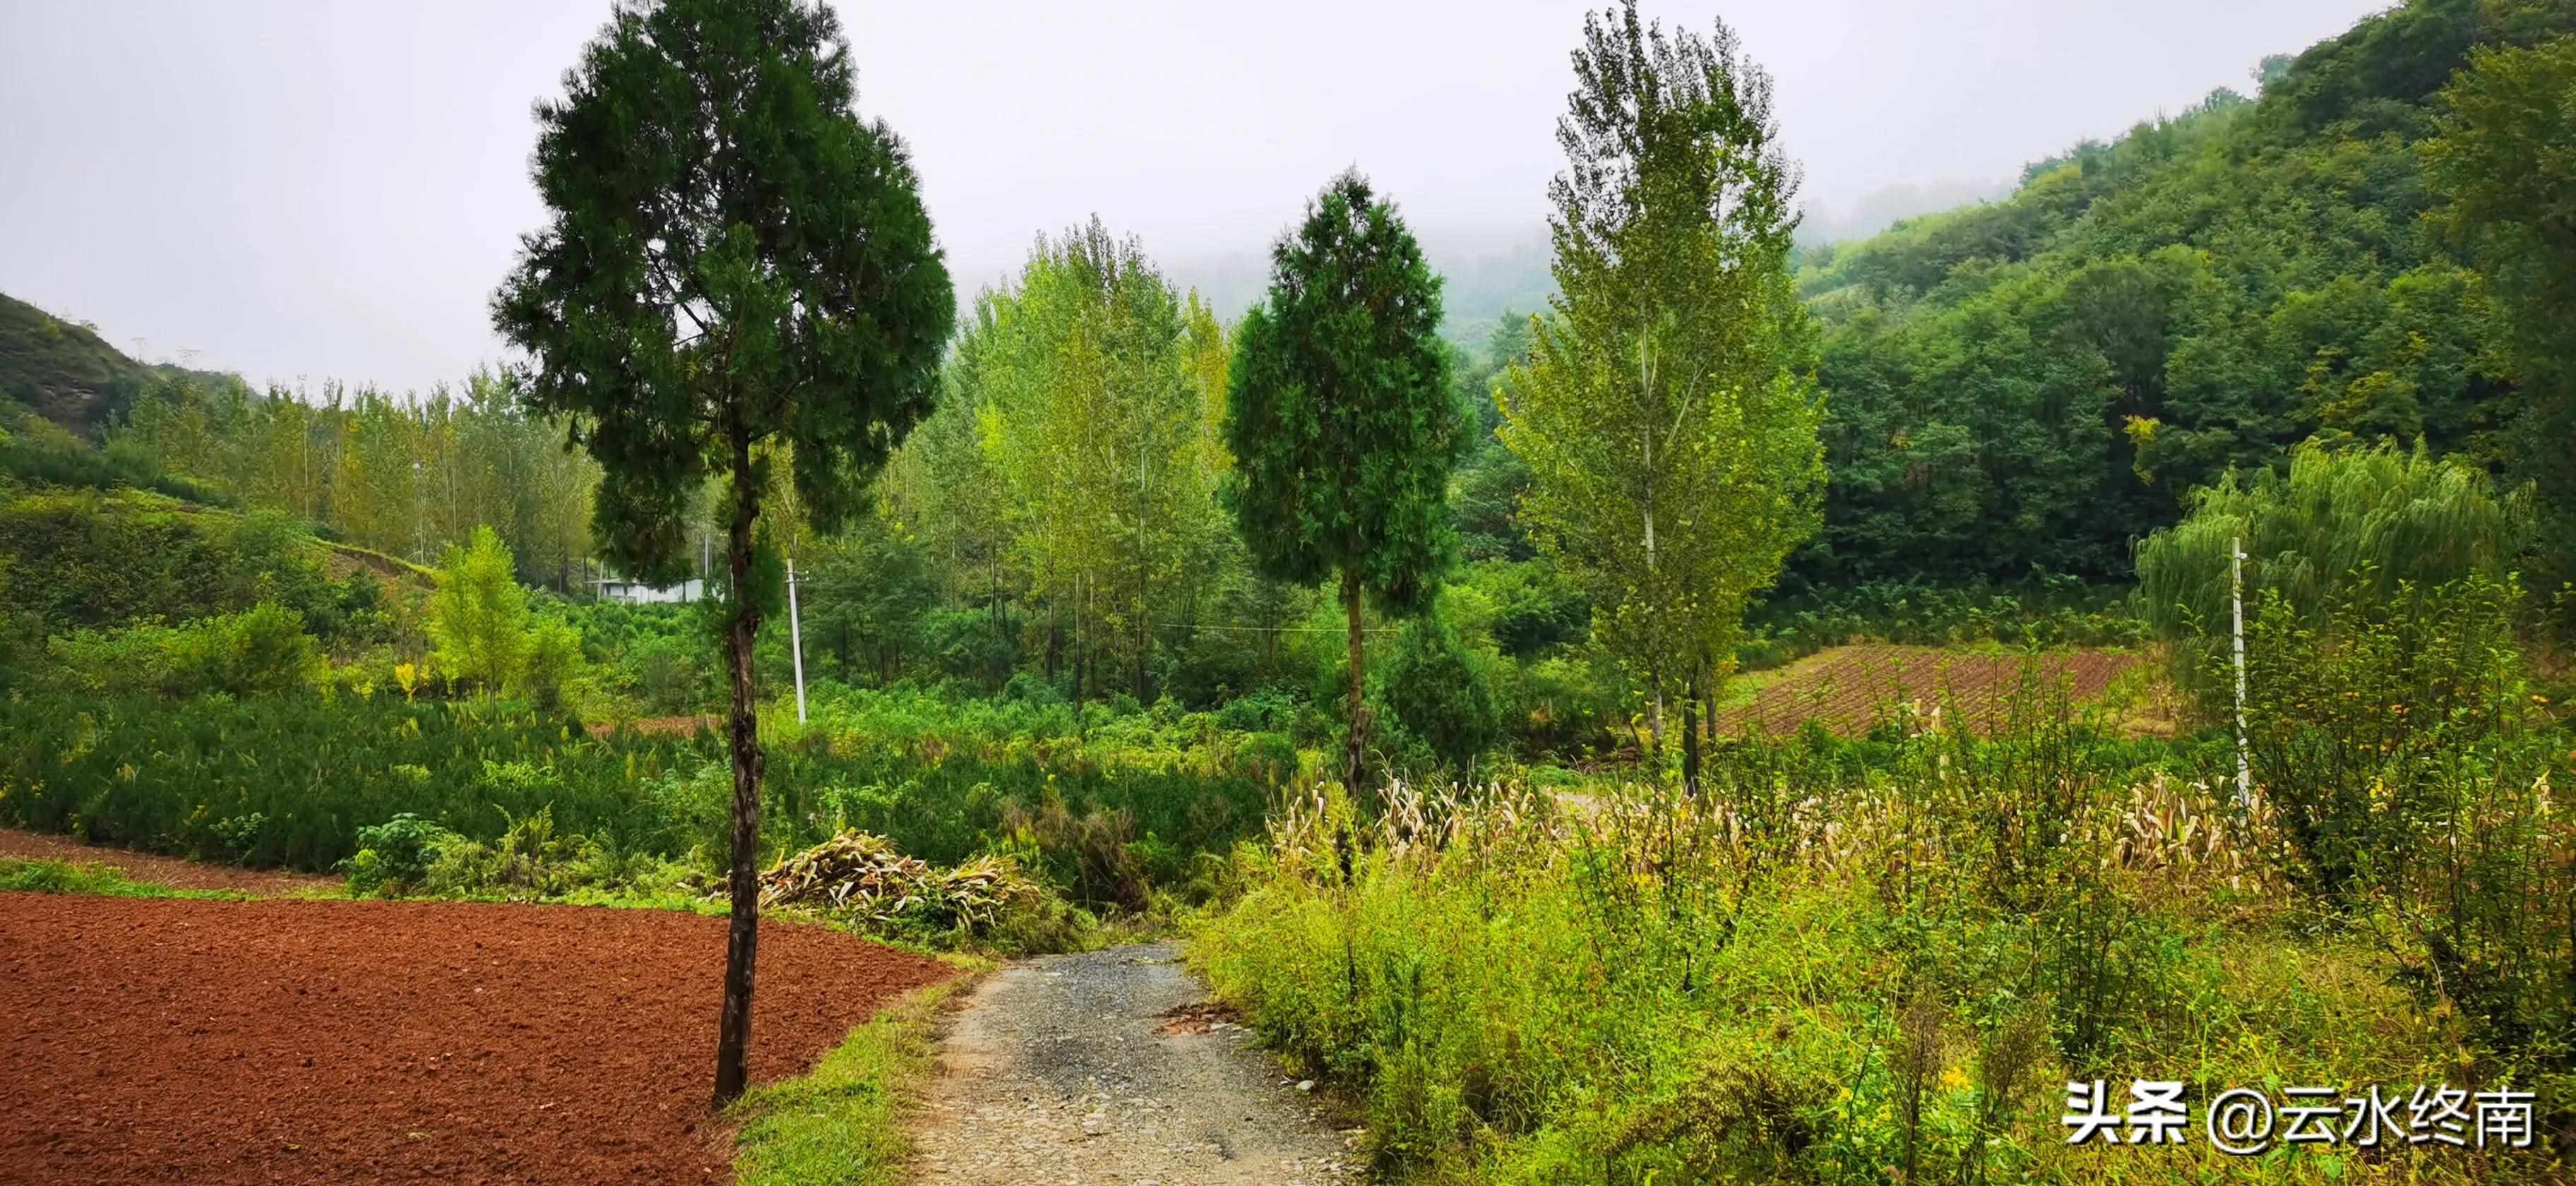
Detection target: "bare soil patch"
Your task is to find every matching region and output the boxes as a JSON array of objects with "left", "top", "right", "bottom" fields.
[
  {"left": 1154, "top": 999, "right": 1240, "bottom": 1036},
  {"left": 0, "top": 895, "right": 947, "bottom": 1185},
  {"left": 588, "top": 714, "right": 718, "bottom": 740},
  {"left": 1718, "top": 645, "right": 2144, "bottom": 738},
  {"left": 0, "top": 828, "right": 335, "bottom": 896}
]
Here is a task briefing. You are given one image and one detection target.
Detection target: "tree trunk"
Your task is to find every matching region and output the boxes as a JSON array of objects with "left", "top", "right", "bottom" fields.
[
  {"left": 1342, "top": 568, "right": 1367, "bottom": 798},
  {"left": 1681, "top": 659, "right": 1701, "bottom": 798},
  {"left": 711, "top": 442, "right": 765, "bottom": 1108},
  {"left": 1640, "top": 324, "right": 1663, "bottom": 764},
  {"left": 1703, "top": 667, "right": 1715, "bottom": 751}
]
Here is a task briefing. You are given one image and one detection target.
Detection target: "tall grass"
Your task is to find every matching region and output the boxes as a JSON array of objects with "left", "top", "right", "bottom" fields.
[{"left": 1191, "top": 640, "right": 2573, "bottom": 1182}]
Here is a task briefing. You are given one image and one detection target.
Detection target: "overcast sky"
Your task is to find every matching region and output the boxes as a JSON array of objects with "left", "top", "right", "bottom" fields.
[{"left": 1, "top": 0, "right": 2390, "bottom": 395}]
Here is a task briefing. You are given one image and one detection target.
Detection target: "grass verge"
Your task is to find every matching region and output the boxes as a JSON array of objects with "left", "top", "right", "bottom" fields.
[
  {"left": 727, "top": 967, "right": 985, "bottom": 1186},
  {"left": 0, "top": 857, "right": 251, "bottom": 900}
]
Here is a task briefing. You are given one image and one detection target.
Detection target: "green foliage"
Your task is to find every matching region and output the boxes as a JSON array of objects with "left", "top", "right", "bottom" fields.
[
  {"left": 0, "top": 684, "right": 1283, "bottom": 909},
  {"left": 0, "top": 490, "right": 355, "bottom": 637},
  {"left": 114, "top": 369, "right": 602, "bottom": 587},
  {"left": 1378, "top": 605, "right": 1502, "bottom": 777},
  {"left": 2226, "top": 573, "right": 2575, "bottom": 1091},
  {"left": 1501, "top": 3, "right": 1824, "bottom": 768},
  {"left": 2426, "top": 32, "right": 2576, "bottom": 606},
  {"left": 2233, "top": 573, "right": 2528, "bottom": 895},
  {"left": 187, "top": 602, "right": 327, "bottom": 697},
  {"left": 2135, "top": 440, "right": 2529, "bottom": 712},
  {"left": 427, "top": 525, "right": 535, "bottom": 696},
  {"left": 342, "top": 812, "right": 454, "bottom": 894},
  {"left": 491, "top": 0, "right": 954, "bottom": 587},
  {"left": 797, "top": 510, "right": 938, "bottom": 687},
  {"left": 955, "top": 220, "right": 1231, "bottom": 704},
  {"left": 1224, "top": 170, "right": 1465, "bottom": 609},
  {"left": 562, "top": 600, "right": 716, "bottom": 714},
  {"left": 40, "top": 601, "right": 324, "bottom": 699},
  {"left": 0, "top": 429, "right": 230, "bottom": 505},
  {"left": 1227, "top": 169, "right": 1469, "bottom": 786},
  {"left": 1194, "top": 629, "right": 2573, "bottom": 1180},
  {"left": 1797, "top": 0, "right": 2575, "bottom": 586},
  {"left": 522, "top": 614, "right": 584, "bottom": 714}
]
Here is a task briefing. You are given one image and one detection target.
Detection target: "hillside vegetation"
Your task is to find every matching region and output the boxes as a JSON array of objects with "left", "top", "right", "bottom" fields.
[
  {"left": 1789, "top": 0, "right": 2576, "bottom": 588},
  {"left": 0, "top": 292, "right": 246, "bottom": 439}
]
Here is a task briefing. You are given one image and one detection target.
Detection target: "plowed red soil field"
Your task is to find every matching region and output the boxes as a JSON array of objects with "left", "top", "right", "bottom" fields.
[
  {"left": 1717, "top": 645, "right": 2142, "bottom": 738},
  {"left": 0, "top": 895, "right": 947, "bottom": 1185}
]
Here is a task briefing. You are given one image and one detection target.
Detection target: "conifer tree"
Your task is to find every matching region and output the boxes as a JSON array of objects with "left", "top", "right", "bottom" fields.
[
  {"left": 1226, "top": 171, "right": 1468, "bottom": 794},
  {"left": 491, "top": 0, "right": 953, "bottom": 1105}
]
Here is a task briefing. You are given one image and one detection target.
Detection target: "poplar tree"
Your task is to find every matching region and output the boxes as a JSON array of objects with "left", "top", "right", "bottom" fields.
[
  {"left": 491, "top": 0, "right": 953, "bottom": 1106},
  {"left": 970, "top": 222, "right": 1210, "bottom": 704},
  {"left": 1226, "top": 170, "right": 1468, "bottom": 794},
  {"left": 1498, "top": 1, "right": 1823, "bottom": 788}
]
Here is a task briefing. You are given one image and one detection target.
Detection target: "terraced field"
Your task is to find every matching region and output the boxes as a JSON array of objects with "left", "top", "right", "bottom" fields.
[{"left": 1717, "top": 645, "right": 2148, "bottom": 738}]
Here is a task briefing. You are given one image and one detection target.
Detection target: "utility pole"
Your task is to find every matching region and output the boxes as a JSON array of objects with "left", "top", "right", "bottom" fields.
[
  {"left": 786, "top": 556, "right": 809, "bottom": 724},
  {"left": 2231, "top": 535, "right": 2251, "bottom": 810}
]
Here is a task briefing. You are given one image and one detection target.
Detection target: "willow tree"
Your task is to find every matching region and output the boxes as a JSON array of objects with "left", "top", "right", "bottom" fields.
[
  {"left": 1227, "top": 171, "right": 1467, "bottom": 793},
  {"left": 491, "top": 0, "right": 953, "bottom": 1106},
  {"left": 2135, "top": 440, "right": 2532, "bottom": 711},
  {"left": 1498, "top": 1, "right": 1823, "bottom": 786}
]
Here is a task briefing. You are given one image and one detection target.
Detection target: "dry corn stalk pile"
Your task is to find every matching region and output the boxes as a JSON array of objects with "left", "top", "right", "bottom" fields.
[{"left": 757, "top": 829, "right": 1039, "bottom": 933}]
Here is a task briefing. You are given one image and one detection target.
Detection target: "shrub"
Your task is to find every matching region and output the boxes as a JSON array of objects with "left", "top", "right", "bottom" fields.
[
  {"left": 1380, "top": 606, "right": 1502, "bottom": 777},
  {"left": 522, "top": 615, "right": 584, "bottom": 713},
  {"left": 342, "top": 812, "right": 456, "bottom": 894},
  {"left": 2234, "top": 573, "right": 2527, "bottom": 897},
  {"left": 40, "top": 602, "right": 323, "bottom": 699},
  {"left": 427, "top": 525, "right": 532, "bottom": 695},
  {"left": 181, "top": 601, "right": 326, "bottom": 697},
  {"left": 0, "top": 432, "right": 231, "bottom": 505}
]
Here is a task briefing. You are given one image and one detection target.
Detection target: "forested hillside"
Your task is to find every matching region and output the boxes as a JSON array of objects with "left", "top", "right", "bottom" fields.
[
  {"left": 1789, "top": 0, "right": 2576, "bottom": 587},
  {"left": 0, "top": 292, "right": 245, "bottom": 438}
]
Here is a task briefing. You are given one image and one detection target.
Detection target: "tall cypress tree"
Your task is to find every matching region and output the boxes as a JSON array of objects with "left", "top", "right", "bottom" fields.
[
  {"left": 491, "top": 0, "right": 953, "bottom": 1105},
  {"left": 1224, "top": 171, "right": 1468, "bottom": 794}
]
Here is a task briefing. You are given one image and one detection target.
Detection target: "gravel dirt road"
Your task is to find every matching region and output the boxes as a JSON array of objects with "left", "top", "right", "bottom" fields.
[{"left": 910, "top": 941, "right": 1359, "bottom": 1185}]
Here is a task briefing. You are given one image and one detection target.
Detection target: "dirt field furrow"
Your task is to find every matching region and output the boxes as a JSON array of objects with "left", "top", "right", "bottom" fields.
[
  {"left": 1717, "top": 645, "right": 2145, "bottom": 738},
  {"left": 0, "top": 895, "right": 946, "bottom": 1185}
]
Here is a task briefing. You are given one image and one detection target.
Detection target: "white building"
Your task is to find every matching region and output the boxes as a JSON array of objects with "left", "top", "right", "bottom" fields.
[{"left": 594, "top": 575, "right": 705, "bottom": 604}]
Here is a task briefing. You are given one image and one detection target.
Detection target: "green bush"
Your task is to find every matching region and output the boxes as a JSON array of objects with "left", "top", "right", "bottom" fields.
[
  {"left": 523, "top": 615, "right": 584, "bottom": 713},
  {"left": 184, "top": 601, "right": 326, "bottom": 696},
  {"left": 40, "top": 601, "right": 323, "bottom": 698},
  {"left": 1379, "top": 606, "right": 1502, "bottom": 777},
  {"left": 342, "top": 812, "right": 455, "bottom": 894}
]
